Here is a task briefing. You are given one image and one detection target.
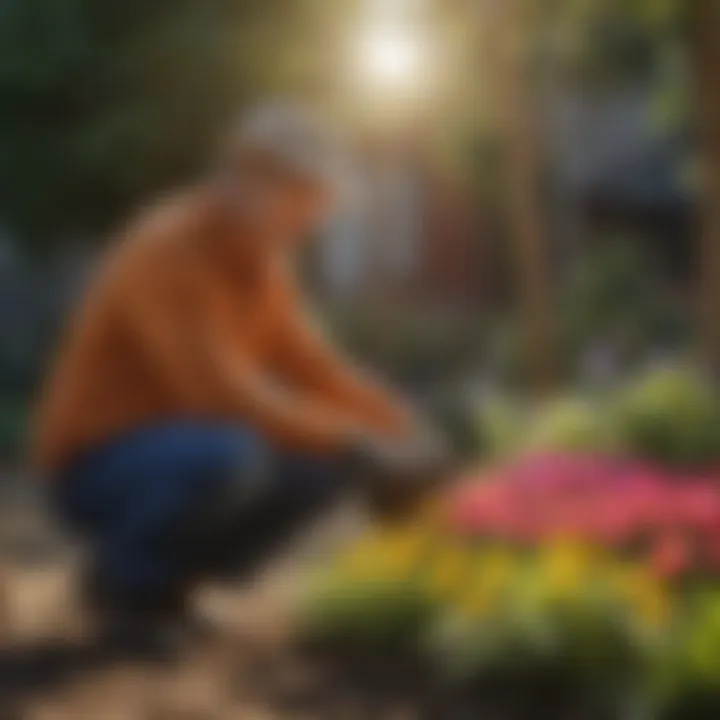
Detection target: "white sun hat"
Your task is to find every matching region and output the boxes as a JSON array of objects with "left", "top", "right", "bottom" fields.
[{"left": 229, "top": 100, "right": 351, "bottom": 195}]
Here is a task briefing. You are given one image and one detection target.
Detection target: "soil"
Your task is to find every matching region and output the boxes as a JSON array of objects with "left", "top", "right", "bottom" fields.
[
  {"left": 0, "top": 475, "right": 637, "bottom": 720},
  {"left": 0, "top": 476, "right": 629, "bottom": 720},
  {"left": 0, "top": 478, "right": 400, "bottom": 720}
]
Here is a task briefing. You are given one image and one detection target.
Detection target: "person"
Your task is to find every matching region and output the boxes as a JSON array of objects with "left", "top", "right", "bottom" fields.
[{"left": 33, "top": 102, "right": 450, "bottom": 656}]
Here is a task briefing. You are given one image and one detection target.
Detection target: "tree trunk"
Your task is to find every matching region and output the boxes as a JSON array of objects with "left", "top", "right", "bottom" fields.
[
  {"left": 481, "top": 0, "right": 556, "bottom": 392},
  {"left": 689, "top": 0, "right": 720, "bottom": 372}
]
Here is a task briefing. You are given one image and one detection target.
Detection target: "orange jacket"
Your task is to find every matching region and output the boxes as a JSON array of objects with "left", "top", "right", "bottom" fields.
[{"left": 34, "top": 190, "right": 410, "bottom": 473}]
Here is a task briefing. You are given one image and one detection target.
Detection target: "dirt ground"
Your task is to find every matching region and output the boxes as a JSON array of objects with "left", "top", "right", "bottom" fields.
[{"left": 0, "top": 477, "right": 387, "bottom": 720}]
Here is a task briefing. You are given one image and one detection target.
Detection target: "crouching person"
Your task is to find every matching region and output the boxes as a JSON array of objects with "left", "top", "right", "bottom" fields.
[{"left": 33, "top": 103, "right": 449, "bottom": 658}]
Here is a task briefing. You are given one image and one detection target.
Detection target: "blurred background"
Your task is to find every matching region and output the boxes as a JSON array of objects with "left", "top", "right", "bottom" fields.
[
  {"left": 0, "top": 0, "right": 718, "bottom": 465},
  {"left": 3, "top": 2, "right": 720, "bottom": 717}
]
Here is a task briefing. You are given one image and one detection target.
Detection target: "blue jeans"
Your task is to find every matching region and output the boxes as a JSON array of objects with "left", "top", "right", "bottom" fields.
[{"left": 54, "top": 422, "right": 345, "bottom": 598}]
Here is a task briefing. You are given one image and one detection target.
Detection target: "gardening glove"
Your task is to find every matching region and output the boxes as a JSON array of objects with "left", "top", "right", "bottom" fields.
[{"left": 350, "top": 422, "right": 457, "bottom": 519}]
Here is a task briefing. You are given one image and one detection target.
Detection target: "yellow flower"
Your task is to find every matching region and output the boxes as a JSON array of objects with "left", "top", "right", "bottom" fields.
[
  {"left": 454, "top": 549, "right": 518, "bottom": 619},
  {"left": 635, "top": 586, "right": 672, "bottom": 629},
  {"left": 337, "top": 524, "right": 428, "bottom": 580},
  {"left": 427, "top": 544, "right": 472, "bottom": 601},
  {"left": 381, "top": 526, "right": 427, "bottom": 567},
  {"left": 480, "top": 549, "right": 518, "bottom": 591},
  {"left": 338, "top": 537, "right": 382, "bottom": 574},
  {"left": 611, "top": 565, "right": 672, "bottom": 629},
  {"left": 539, "top": 541, "right": 594, "bottom": 598},
  {"left": 457, "top": 586, "right": 495, "bottom": 618}
]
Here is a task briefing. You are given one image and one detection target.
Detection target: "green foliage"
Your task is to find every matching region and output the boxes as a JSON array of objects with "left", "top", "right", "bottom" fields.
[
  {"left": 524, "top": 397, "right": 621, "bottom": 454},
  {"left": 425, "top": 388, "right": 486, "bottom": 459},
  {"left": 475, "top": 395, "right": 529, "bottom": 460},
  {"left": 424, "top": 389, "right": 614, "bottom": 463},
  {"left": 0, "top": 0, "right": 327, "bottom": 250},
  {"left": 487, "top": 238, "right": 686, "bottom": 388},
  {"left": 472, "top": 393, "right": 617, "bottom": 460},
  {"left": 431, "top": 590, "right": 655, "bottom": 707},
  {"left": 297, "top": 575, "right": 435, "bottom": 650},
  {"left": 535, "top": 0, "right": 685, "bottom": 87},
  {"left": 473, "top": 363, "right": 720, "bottom": 466},
  {"left": 0, "top": 396, "right": 29, "bottom": 460},
  {"left": 615, "top": 366, "right": 720, "bottom": 467},
  {"left": 559, "top": 238, "right": 686, "bottom": 371},
  {"left": 0, "top": 0, "right": 692, "bottom": 252},
  {"left": 476, "top": 364, "right": 720, "bottom": 466},
  {"left": 659, "top": 590, "right": 720, "bottom": 719}
]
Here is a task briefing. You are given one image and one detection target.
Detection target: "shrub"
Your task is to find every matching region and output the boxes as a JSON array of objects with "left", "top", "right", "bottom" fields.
[
  {"left": 615, "top": 366, "right": 720, "bottom": 467},
  {"left": 660, "top": 590, "right": 720, "bottom": 719},
  {"left": 523, "top": 397, "right": 621, "bottom": 455},
  {"left": 295, "top": 523, "right": 437, "bottom": 650},
  {"left": 429, "top": 544, "right": 668, "bottom": 713}
]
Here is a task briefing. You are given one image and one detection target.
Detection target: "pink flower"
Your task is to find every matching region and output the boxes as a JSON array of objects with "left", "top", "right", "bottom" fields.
[
  {"left": 674, "top": 484, "right": 720, "bottom": 529},
  {"left": 649, "top": 534, "right": 692, "bottom": 580},
  {"left": 590, "top": 501, "right": 640, "bottom": 546},
  {"left": 703, "top": 533, "right": 720, "bottom": 571},
  {"left": 447, "top": 454, "right": 720, "bottom": 578}
]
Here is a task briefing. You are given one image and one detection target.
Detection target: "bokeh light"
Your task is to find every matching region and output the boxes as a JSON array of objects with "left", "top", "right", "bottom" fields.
[{"left": 358, "top": 26, "right": 423, "bottom": 92}]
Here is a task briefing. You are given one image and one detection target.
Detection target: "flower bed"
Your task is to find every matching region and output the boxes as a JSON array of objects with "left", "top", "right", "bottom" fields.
[
  {"left": 294, "top": 367, "right": 720, "bottom": 719},
  {"left": 296, "top": 502, "right": 672, "bottom": 717},
  {"left": 449, "top": 455, "right": 720, "bottom": 581}
]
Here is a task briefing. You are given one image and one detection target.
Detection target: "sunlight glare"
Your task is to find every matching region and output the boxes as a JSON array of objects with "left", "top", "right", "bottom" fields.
[{"left": 359, "top": 27, "right": 423, "bottom": 91}]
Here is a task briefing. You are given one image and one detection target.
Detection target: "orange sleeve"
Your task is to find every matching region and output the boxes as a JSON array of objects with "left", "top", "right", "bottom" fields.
[
  {"left": 269, "top": 270, "right": 413, "bottom": 439},
  {"left": 117, "top": 250, "right": 360, "bottom": 453}
]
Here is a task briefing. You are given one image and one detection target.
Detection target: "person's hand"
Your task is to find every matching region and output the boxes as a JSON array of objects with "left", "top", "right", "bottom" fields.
[
  {"left": 353, "top": 423, "right": 451, "bottom": 477},
  {"left": 348, "top": 421, "right": 457, "bottom": 518}
]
